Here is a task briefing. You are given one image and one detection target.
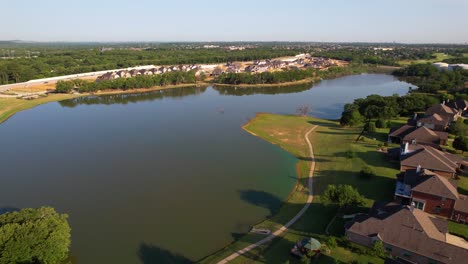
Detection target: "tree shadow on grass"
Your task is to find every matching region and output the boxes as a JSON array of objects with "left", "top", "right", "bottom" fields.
[{"left": 138, "top": 243, "right": 192, "bottom": 264}]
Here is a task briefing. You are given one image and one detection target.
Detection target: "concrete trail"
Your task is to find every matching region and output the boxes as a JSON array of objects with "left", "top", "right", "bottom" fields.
[{"left": 217, "top": 125, "right": 318, "bottom": 264}]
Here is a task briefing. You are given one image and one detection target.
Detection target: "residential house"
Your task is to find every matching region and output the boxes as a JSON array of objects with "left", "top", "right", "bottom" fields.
[
  {"left": 211, "top": 67, "right": 224, "bottom": 77},
  {"left": 399, "top": 143, "right": 463, "bottom": 178},
  {"left": 416, "top": 113, "right": 451, "bottom": 132},
  {"left": 446, "top": 99, "right": 468, "bottom": 115},
  {"left": 394, "top": 168, "right": 461, "bottom": 218},
  {"left": 388, "top": 125, "right": 448, "bottom": 146},
  {"left": 346, "top": 202, "right": 468, "bottom": 264},
  {"left": 96, "top": 72, "right": 118, "bottom": 82},
  {"left": 129, "top": 69, "right": 140, "bottom": 77},
  {"left": 425, "top": 103, "right": 460, "bottom": 123}
]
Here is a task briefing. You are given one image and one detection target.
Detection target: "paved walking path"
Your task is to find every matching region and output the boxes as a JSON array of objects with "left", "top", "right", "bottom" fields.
[{"left": 217, "top": 125, "right": 318, "bottom": 264}]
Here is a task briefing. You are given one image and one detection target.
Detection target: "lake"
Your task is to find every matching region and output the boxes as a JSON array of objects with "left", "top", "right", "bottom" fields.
[{"left": 0, "top": 74, "right": 414, "bottom": 263}]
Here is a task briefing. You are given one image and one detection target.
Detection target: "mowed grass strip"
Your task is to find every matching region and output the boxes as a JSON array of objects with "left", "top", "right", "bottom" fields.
[
  {"left": 201, "top": 114, "right": 397, "bottom": 263},
  {"left": 0, "top": 94, "right": 79, "bottom": 124}
]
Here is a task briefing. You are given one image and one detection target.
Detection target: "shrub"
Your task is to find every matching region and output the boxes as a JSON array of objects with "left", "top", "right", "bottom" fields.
[
  {"left": 345, "top": 150, "right": 356, "bottom": 159},
  {"left": 327, "top": 237, "right": 338, "bottom": 248},
  {"left": 55, "top": 80, "right": 74, "bottom": 93},
  {"left": 360, "top": 165, "right": 375, "bottom": 179},
  {"left": 375, "top": 119, "right": 387, "bottom": 128}
]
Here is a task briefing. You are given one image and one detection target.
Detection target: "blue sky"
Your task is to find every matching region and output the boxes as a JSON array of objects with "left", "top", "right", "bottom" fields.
[{"left": 1, "top": 0, "right": 467, "bottom": 43}]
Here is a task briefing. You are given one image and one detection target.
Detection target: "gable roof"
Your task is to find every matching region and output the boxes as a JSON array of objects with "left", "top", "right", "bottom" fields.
[
  {"left": 347, "top": 203, "right": 468, "bottom": 264},
  {"left": 426, "top": 104, "right": 458, "bottom": 116},
  {"left": 389, "top": 125, "right": 416, "bottom": 138},
  {"left": 403, "top": 126, "right": 447, "bottom": 145},
  {"left": 418, "top": 113, "right": 450, "bottom": 127},
  {"left": 408, "top": 170, "right": 459, "bottom": 200},
  {"left": 401, "top": 145, "right": 462, "bottom": 173}
]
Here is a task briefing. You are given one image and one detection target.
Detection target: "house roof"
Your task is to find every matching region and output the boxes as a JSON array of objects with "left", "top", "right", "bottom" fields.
[
  {"left": 403, "top": 126, "right": 448, "bottom": 145},
  {"left": 418, "top": 113, "right": 450, "bottom": 127},
  {"left": 401, "top": 145, "right": 462, "bottom": 173},
  {"left": 446, "top": 99, "right": 468, "bottom": 111},
  {"left": 405, "top": 169, "right": 459, "bottom": 200},
  {"left": 426, "top": 104, "right": 458, "bottom": 116},
  {"left": 454, "top": 195, "right": 468, "bottom": 214},
  {"left": 347, "top": 203, "right": 468, "bottom": 264},
  {"left": 389, "top": 125, "right": 415, "bottom": 138}
]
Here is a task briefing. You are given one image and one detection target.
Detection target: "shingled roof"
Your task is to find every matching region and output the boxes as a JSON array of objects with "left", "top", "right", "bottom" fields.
[
  {"left": 404, "top": 169, "right": 459, "bottom": 200},
  {"left": 390, "top": 125, "right": 448, "bottom": 146},
  {"left": 401, "top": 145, "right": 462, "bottom": 174},
  {"left": 446, "top": 99, "right": 468, "bottom": 112},
  {"left": 417, "top": 113, "right": 450, "bottom": 127},
  {"left": 347, "top": 203, "right": 468, "bottom": 264},
  {"left": 426, "top": 104, "right": 458, "bottom": 116}
]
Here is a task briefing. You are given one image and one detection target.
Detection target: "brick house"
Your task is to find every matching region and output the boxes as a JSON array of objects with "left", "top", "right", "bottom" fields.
[
  {"left": 399, "top": 143, "right": 463, "bottom": 178},
  {"left": 395, "top": 168, "right": 468, "bottom": 222},
  {"left": 346, "top": 202, "right": 468, "bottom": 264}
]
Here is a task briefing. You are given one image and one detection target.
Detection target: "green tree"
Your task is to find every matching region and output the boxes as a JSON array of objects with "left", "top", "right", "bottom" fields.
[
  {"left": 0, "top": 207, "right": 71, "bottom": 264},
  {"left": 373, "top": 240, "right": 387, "bottom": 257},
  {"left": 321, "top": 185, "right": 365, "bottom": 208},
  {"left": 453, "top": 136, "right": 468, "bottom": 154},
  {"left": 449, "top": 119, "right": 467, "bottom": 136}
]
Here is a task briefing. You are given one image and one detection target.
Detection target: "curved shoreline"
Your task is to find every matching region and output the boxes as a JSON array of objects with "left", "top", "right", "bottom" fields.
[{"left": 216, "top": 125, "right": 317, "bottom": 263}]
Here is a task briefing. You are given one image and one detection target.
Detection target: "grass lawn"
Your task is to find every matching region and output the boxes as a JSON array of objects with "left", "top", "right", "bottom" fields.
[
  {"left": 448, "top": 221, "right": 468, "bottom": 240},
  {"left": 200, "top": 114, "right": 399, "bottom": 263},
  {"left": 0, "top": 94, "right": 79, "bottom": 124},
  {"left": 398, "top": 52, "right": 454, "bottom": 66}
]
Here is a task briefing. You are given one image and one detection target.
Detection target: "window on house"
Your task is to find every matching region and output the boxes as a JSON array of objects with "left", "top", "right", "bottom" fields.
[
  {"left": 435, "top": 206, "right": 442, "bottom": 213},
  {"left": 402, "top": 251, "right": 412, "bottom": 257},
  {"left": 385, "top": 246, "right": 392, "bottom": 252},
  {"left": 413, "top": 200, "right": 425, "bottom": 210}
]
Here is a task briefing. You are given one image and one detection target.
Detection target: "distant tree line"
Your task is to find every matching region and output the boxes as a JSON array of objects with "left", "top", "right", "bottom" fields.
[
  {"left": 393, "top": 64, "right": 467, "bottom": 93},
  {"left": 0, "top": 47, "right": 301, "bottom": 84},
  {"left": 56, "top": 71, "right": 197, "bottom": 93}
]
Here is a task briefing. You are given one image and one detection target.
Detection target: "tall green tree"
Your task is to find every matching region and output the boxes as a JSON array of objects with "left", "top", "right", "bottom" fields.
[{"left": 0, "top": 207, "right": 71, "bottom": 264}]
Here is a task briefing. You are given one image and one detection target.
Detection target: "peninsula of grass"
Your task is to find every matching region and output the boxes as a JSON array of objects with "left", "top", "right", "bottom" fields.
[
  {"left": 200, "top": 113, "right": 399, "bottom": 264},
  {"left": 0, "top": 94, "right": 80, "bottom": 124}
]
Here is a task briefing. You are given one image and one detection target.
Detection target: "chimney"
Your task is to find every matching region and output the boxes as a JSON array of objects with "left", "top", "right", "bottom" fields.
[
  {"left": 416, "top": 165, "right": 421, "bottom": 173},
  {"left": 410, "top": 202, "right": 415, "bottom": 212},
  {"left": 401, "top": 142, "right": 409, "bottom": 155},
  {"left": 442, "top": 100, "right": 445, "bottom": 105}
]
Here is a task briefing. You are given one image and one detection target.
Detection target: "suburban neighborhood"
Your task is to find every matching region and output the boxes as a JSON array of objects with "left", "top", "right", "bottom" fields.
[{"left": 345, "top": 99, "right": 468, "bottom": 263}]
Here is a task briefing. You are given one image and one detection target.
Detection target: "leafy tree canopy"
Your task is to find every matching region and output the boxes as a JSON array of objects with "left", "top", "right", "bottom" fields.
[{"left": 0, "top": 207, "right": 71, "bottom": 264}]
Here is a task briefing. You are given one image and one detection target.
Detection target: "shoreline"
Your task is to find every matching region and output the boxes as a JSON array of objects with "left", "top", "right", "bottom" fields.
[{"left": 198, "top": 114, "right": 316, "bottom": 263}]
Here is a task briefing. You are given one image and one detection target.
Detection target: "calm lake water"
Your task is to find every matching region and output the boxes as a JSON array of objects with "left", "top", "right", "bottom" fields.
[{"left": 0, "top": 74, "right": 414, "bottom": 263}]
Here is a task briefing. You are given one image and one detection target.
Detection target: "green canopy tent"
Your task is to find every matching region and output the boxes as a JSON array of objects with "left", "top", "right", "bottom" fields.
[{"left": 301, "top": 237, "right": 321, "bottom": 251}]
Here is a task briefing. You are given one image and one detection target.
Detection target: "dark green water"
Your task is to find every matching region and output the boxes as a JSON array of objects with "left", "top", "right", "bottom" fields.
[{"left": 0, "top": 74, "right": 414, "bottom": 263}]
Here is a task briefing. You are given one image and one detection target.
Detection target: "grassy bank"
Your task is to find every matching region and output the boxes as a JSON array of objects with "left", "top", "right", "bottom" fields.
[
  {"left": 0, "top": 94, "right": 80, "bottom": 124},
  {"left": 200, "top": 113, "right": 399, "bottom": 263}
]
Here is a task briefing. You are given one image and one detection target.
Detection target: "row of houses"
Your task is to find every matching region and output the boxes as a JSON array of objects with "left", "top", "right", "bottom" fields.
[
  {"left": 211, "top": 56, "right": 341, "bottom": 77},
  {"left": 346, "top": 99, "right": 468, "bottom": 263},
  {"left": 96, "top": 64, "right": 201, "bottom": 81}
]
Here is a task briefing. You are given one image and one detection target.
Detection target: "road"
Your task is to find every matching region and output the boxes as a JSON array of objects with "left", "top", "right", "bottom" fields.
[{"left": 217, "top": 125, "right": 318, "bottom": 264}]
